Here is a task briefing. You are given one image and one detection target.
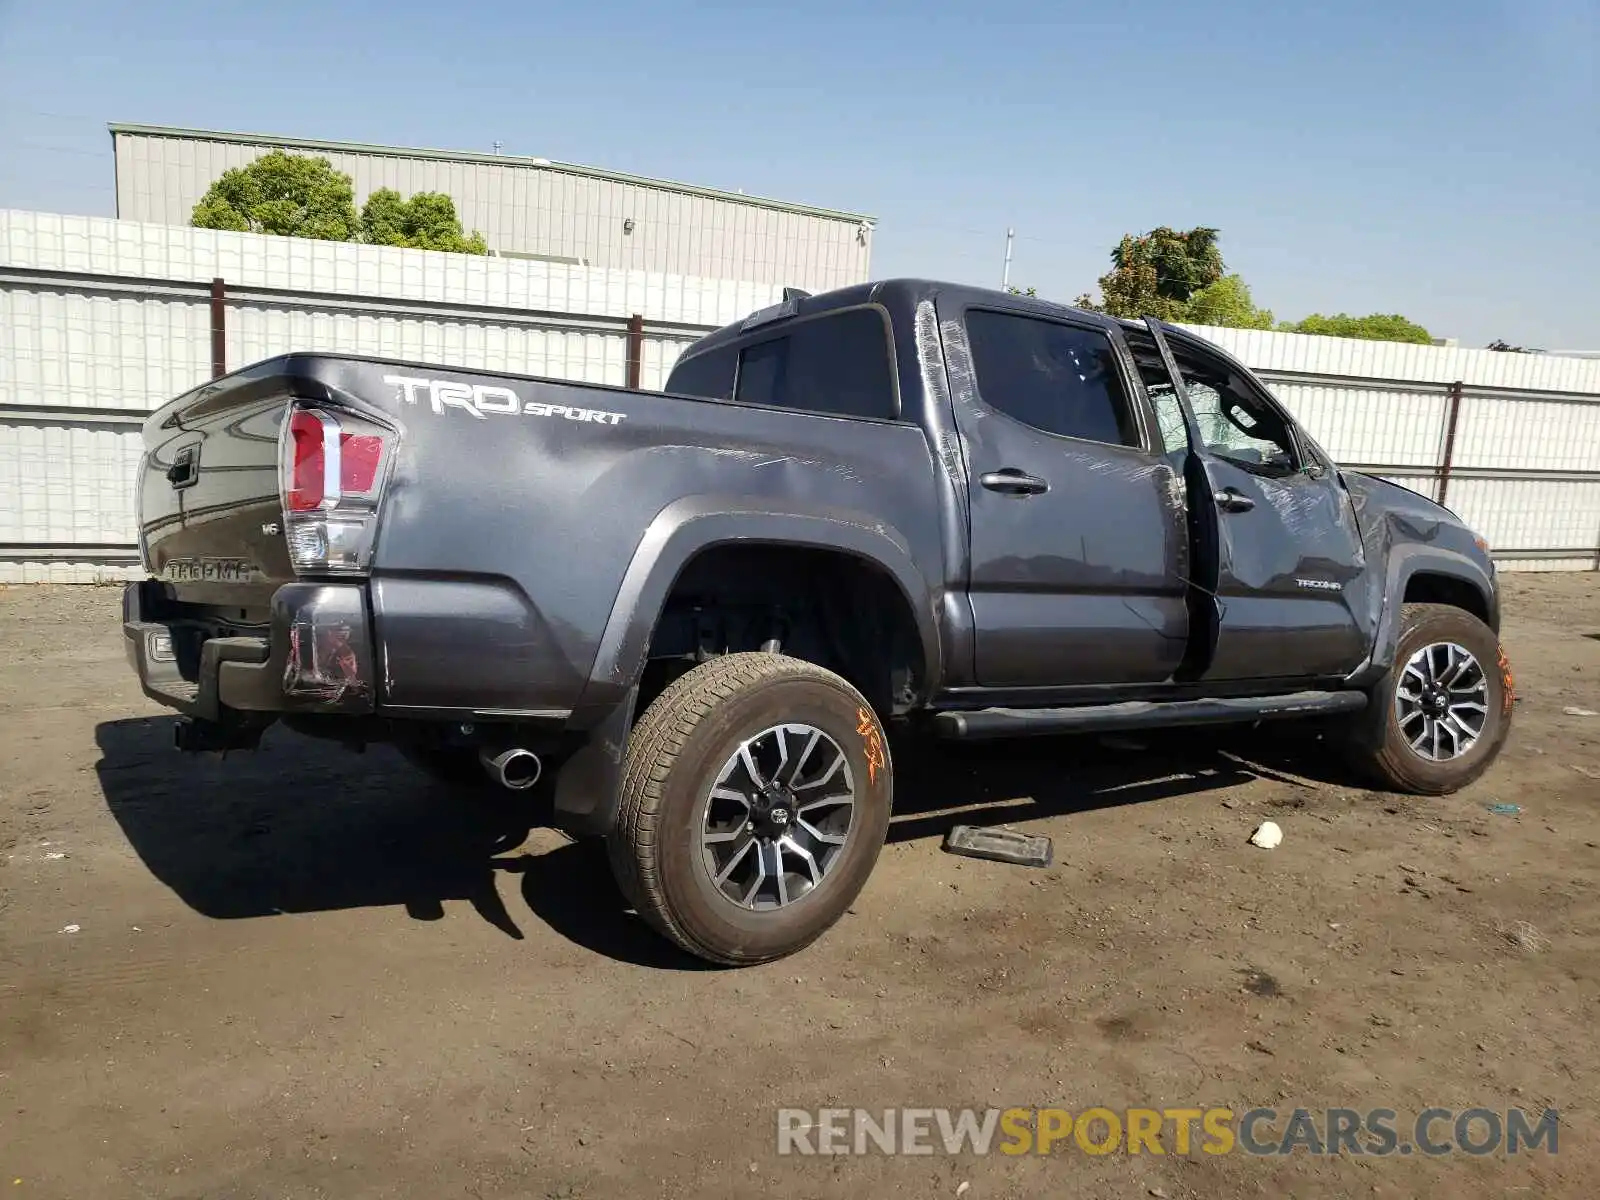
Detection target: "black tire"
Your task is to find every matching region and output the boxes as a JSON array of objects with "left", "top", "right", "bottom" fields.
[
  {"left": 1344, "top": 602, "right": 1513, "bottom": 794},
  {"left": 608, "top": 652, "right": 893, "bottom": 966}
]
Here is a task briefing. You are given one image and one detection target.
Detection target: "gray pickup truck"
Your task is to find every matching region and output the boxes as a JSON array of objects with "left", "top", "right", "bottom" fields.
[{"left": 123, "top": 279, "right": 1512, "bottom": 964}]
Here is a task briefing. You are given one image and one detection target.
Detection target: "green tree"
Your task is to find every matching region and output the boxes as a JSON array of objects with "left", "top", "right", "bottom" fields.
[
  {"left": 1005, "top": 285, "right": 1037, "bottom": 297},
  {"left": 1280, "top": 312, "right": 1433, "bottom": 344},
  {"left": 191, "top": 151, "right": 360, "bottom": 241},
  {"left": 1090, "top": 226, "right": 1224, "bottom": 321},
  {"left": 1184, "top": 274, "right": 1275, "bottom": 330},
  {"left": 360, "top": 188, "right": 488, "bottom": 254}
]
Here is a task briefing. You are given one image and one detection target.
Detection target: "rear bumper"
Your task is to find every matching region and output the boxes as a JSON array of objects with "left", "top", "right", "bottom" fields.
[{"left": 123, "top": 580, "right": 376, "bottom": 722}]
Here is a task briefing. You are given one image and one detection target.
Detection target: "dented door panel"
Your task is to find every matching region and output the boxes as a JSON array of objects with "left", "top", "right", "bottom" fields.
[
  {"left": 1138, "top": 321, "right": 1370, "bottom": 681},
  {"left": 944, "top": 305, "right": 1190, "bottom": 688},
  {"left": 1202, "top": 460, "right": 1371, "bottom": 678}
]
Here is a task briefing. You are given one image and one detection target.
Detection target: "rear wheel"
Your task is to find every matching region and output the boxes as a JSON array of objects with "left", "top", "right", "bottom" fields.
[
  {"left": 1344, "top": 602, "right": 1513, "bottom": 794},
  {"left": 608, "top": 653, "right": 893, "bottom": 966}
]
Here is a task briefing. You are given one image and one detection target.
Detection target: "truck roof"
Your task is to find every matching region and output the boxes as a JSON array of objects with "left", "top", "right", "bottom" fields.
[{"left": 686, "top": 278, "right": 1129, "bottom": 359}]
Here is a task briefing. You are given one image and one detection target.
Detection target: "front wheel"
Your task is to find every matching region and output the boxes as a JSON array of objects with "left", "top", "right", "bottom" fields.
[
  {"left": 1343, "top": 602, "right": 1513, "bottom": 794},
  {"left": 608, "top": 653, "right": 893, "bottom": 966}
]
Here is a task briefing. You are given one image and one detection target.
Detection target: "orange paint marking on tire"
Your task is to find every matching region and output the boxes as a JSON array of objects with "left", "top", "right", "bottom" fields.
[
  {"left": 856, "top": 706, "right": 886, "bottom": 786},
  {"left": 1497, "top": 644, "right": 1515, "bottom": 715}
]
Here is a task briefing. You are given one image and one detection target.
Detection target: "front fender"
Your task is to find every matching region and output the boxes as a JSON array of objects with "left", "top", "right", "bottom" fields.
[
  {"left": 553, "top": 495, "right": 941, "bottom": 834},
  {"left": 1346, "top": 545, "right": 1499, "bottom": 686}
]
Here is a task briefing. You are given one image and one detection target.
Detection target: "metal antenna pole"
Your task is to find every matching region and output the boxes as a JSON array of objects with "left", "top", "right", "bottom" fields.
[{"left": 1001, "top": 228, "right": 1015, "bottom": 290}]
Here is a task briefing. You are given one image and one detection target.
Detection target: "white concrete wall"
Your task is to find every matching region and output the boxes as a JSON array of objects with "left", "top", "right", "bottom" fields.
[
  {"left": 2, "top": 209, "right": 1596, "bottom": 581},
  {"left": 0, "top": 209, "right": 781, "bottom": 582},
  {"left": 1184, "top": 322, "right": 1600, "bottom": 571}
]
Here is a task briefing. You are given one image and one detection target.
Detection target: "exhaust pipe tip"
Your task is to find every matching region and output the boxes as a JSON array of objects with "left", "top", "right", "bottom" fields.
[{"left": 480, "top": 746, "right": 542, "bottom": 791}]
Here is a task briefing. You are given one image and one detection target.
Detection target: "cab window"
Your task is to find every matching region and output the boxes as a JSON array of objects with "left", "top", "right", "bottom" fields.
[
  {"left": 1130, "top": 335, "right": 1298, "bottom": 474},
  {"left": 733, "top": 308, "right": 897, "bottom": 420}
]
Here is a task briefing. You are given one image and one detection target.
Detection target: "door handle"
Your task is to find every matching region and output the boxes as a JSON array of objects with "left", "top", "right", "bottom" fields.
[
  {"left": 980, "top": 469, "right": 1049, "bottom": 496},
  {"left": 1215, "top": 487, "right": 1255, "bottom": 513},
  {"left": 166, "top": 446, "right": 199, "bottom": 490}
]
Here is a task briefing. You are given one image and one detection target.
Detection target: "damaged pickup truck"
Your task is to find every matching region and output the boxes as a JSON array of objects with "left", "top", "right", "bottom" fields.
[{"left": 124, "top": 279, "right": 1512, "bottom": 964}]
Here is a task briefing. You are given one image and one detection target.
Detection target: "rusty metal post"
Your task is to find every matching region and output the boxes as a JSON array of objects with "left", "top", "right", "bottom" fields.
[
  {"left": 209, "top": 277, "right": 227, "bottom": 379},
  {"left": 625, "top": 314, "right": 644, "bottom": 390},
  {"left": 1436, "top": 380, "right": 1464, "bottom": 506}
]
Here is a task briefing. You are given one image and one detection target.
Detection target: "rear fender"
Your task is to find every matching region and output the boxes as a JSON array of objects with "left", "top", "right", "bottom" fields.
[{"left": 553, "top": 496, "right": 939, "bottom": 834}]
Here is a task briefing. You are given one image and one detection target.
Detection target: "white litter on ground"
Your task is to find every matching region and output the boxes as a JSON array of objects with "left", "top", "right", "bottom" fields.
[
  {"left": 59, "top": 924, "right": 80, "bottom": 934},
  {"left": 1563, "top": 706, "right": 1598, "bottom": 717},
  {"left": 1248, "top": 821, "right": 1284, "bottom": 850}
]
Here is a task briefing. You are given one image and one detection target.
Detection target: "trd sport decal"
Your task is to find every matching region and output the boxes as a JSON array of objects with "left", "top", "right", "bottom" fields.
[{"left": 383, "top": 375, "right": 627, "bottom": 425}]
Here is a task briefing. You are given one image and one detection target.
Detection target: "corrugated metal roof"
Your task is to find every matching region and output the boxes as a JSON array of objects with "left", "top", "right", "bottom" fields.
[{"left": 107, "top": 123, "right": 875, "bottom": 224}]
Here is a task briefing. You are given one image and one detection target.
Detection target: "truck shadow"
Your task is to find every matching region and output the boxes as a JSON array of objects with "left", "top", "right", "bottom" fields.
[{"left": 94, "top": 716, "right": 1363, "bottom": 969}]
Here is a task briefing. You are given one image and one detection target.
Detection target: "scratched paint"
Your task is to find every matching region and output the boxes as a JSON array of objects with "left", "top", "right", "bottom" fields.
[{"left": 125, "top": 279, "right": 1505, "bottom": 840}]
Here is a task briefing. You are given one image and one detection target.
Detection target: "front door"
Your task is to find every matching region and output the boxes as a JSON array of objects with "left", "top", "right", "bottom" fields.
[
  {"left": 951, "top": 304, "right": 1190, "bottom": 688},
  {"left": 1140, "top": 322, "right": 1369, "bottom": 681}
]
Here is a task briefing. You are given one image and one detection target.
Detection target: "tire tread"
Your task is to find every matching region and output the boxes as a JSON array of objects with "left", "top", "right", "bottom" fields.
[
  {"left": 608, "top": 652, "right": 872, "bottom": 964},
  {"left": 1347, "top": 602, "right": 1512, "bottom": 794}
]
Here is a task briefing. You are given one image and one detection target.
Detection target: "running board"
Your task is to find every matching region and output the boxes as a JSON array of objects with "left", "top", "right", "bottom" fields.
[{"left": 931, "top": 690, "right": 1367, "bottom": 740}]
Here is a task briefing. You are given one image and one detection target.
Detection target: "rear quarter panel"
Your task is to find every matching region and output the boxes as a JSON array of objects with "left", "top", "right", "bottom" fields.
[{"left": 309, "top": 359, "right": 948, "bottom": 717}]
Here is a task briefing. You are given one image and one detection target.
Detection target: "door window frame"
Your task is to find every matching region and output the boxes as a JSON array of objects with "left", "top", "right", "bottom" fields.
[
  {"left": 961, "top": 302, "right": 1163, "bottom": 457},
  {"left": 1136, "top": 326, "right": 1320, "bottom": 479}
]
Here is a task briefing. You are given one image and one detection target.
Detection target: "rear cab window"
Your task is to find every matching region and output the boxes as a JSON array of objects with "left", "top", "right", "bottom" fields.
[
  {"left": 734, "top": 307, "right": 898, "bottom": 420},
  {"left": 665, "top": 346, "right": 738, "bottom": 400},
  {"left": 665, "top": 307, "right": 898, "bottom": 420}
]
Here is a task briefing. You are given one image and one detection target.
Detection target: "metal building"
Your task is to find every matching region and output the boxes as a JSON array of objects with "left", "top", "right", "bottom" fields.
[{"left": 109, "top": 124, "right": 874, "bottom": 293}]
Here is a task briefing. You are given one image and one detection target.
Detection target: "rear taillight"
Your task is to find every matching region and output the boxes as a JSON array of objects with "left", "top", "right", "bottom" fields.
[{"left": 280, "top": 404, "right": 396, "bottom": 575}]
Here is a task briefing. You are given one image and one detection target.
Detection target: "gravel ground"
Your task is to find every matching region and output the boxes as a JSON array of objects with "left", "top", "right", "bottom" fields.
[{"left": 2, "top": 574, "right": 1598, "bottom": 1198}]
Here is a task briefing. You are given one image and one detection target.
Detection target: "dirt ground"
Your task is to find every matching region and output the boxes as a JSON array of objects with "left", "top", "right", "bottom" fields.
[{"left": 2, "top": 576, "right": 1598, "bottom": 1199}]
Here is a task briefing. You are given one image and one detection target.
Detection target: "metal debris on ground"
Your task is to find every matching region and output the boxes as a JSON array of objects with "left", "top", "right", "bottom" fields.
[
  {"left": 1248, "top": 820, "right": 1284, "bottom": 849},
  {"left": 943, "top": 825, "right": 1053, "bottom": 868}
]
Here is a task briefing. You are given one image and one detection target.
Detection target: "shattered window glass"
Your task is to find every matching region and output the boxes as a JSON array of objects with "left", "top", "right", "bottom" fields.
[
  {"left": 1128, "top": 334, "right": 1297, "bottom": 474},
  {"left": 1179, "top": 374, "right": 1295, "bottom": 471}
]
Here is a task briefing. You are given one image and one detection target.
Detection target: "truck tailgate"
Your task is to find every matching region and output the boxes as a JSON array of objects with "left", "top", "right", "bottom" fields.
[{"left": 139, "top": 369, "right": 295, "bottom": 609}]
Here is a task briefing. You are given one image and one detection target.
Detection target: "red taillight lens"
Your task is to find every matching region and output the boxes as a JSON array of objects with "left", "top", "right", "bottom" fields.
[
  {"left": 287, "top": 410, "right": 328, "bottom": 512},
  {"left": 339, "top": 434, "right": 383, "bottom": 494},
  {"left": 280, "top": 404, "right": 396, "bottom": 576}
]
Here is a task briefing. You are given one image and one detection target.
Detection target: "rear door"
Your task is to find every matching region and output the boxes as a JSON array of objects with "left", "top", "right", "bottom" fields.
[
  {"left": 952, "top": 305, "right": 1189, "bottom": 688},
  {"left": 1138, "top": 322, "right": 1368, "bottom": 680}
]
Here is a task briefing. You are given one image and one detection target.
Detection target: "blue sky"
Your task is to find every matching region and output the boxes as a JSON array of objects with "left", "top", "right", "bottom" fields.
[{"left": 0, "top": 0, "right": 1594, "bottom": 347}]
